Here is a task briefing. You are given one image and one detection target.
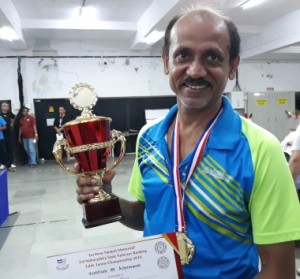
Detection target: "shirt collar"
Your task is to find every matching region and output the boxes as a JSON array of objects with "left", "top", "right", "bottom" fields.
[
  {"left": 150, "top": 96, "right": 241, "bottom": 151},
  {"left": 207, "top": 96, "right": 242, "bottom": 150}
]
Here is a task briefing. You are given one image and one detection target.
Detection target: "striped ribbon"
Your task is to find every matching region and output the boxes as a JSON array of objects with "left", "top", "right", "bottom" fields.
[{"left": 171, "top": 107, "right": 223, "bottom": 233}]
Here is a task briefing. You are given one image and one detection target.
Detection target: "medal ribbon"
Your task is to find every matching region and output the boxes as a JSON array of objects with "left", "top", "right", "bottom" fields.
[{"left": 171, "top": 108, "right": 223, "bottom": 233}]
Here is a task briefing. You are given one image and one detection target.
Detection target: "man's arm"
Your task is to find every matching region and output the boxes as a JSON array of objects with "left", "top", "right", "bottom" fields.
[
  {"left": 76, "top": 168, "right": 144, "bottom": 231},
  {"left": 289, "top": 150, "right": 300, "bottom": 183},
  {"left": 53, "top": 117, "right": 62, "bottom": 133},
  {"left": 118, "top": 198, "right": 144, "bottom": 231},
  {"left": 254, "top": 242, "right": 295, "bottom": 279},
  {"left": 0, "top": 123, "right": 6, "bottom": 131},
  {"left": 32, "top": 120, "right": 39, "bottom": 139}
]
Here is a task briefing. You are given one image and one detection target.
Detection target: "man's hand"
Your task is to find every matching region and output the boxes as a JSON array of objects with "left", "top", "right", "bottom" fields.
[{"left": 75, "top": 163, "right": 116, "bottom": 204}]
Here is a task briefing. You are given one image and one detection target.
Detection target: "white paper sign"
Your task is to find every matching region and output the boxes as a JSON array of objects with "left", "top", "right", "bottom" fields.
[
  {"left": 47, "top": 233, "right": 182, "bottom": 279},
  {"left": 145, "top": 109, "right": 169, "bottom": 124}
]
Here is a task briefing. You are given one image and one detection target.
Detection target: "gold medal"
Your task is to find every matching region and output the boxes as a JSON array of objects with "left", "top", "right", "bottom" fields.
[{"left": 176, "top": 232, "right": 195, "bottom": 265}]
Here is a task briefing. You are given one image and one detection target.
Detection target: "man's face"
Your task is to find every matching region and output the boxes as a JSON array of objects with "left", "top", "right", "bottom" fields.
[
  {"left": 22, "top": 109, "right": 29, "bottom": 116},
  {"left": 163, "top": 12, "right": 239, "bottom": 111},
  {"left": 1, "top": 103, "right": 9, "bottom": 113},
  {"left": 59, "top": 107, "right": 66, "bottom": 115}
]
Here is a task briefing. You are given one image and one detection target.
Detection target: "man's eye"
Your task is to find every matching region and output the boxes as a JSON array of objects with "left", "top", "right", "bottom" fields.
[
  {"left": 175, "top": 51, "right": 189, "bottom": 61},
  {"left": 207, "top": 54, "right": 219, "bottom": 61},
  {"left": 206, "top": 53, "right": 223, "bottom": 64},
  {"left": 179, "top": 52, "right": 188, "bottom": 59}
]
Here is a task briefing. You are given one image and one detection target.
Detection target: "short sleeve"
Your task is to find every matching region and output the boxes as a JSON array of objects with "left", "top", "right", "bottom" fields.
[
  {"left": 128, "top": 157, "right": 145, "bottom": 202},
  {"left": 291, "top": 131, "right": 300, "bottom": 151},
  {"left": 249, "top": 135, "right": 300, "bottom": 244}
]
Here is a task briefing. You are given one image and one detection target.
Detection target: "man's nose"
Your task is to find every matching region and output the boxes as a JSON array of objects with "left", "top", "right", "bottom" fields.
[{"left": 186, "top": 59, "right": 206, "bottom": 78}]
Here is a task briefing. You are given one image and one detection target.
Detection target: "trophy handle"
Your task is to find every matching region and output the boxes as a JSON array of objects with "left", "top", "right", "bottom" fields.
[
  {"left": 53, "top": 138, "right": 78, "bottom": 176},
  {"left": 106, "top": 129, "right": 126, "bottom": 172}
]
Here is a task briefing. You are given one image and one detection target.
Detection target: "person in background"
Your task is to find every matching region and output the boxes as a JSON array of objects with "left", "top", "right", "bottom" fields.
[
  {"left": 0, "top": 115, "right": 9, "bottom": 171},
  {"left": 287, "top": 127, "right": 300, "bottom": 277},
  {"left": 289, "top": 126, "right": 300, "bottom": 185},
  {"left": 75, "top": 5, "right": 300, "bottom": 279},
  {"left": 18, "top": 106, "right": 38, "bottom": 168},
  {"left": 0, "top": 101, "right": 16, "bottom": 171},
  {"left": 53, "top": 106, "right": 71, "bottom": 162}
]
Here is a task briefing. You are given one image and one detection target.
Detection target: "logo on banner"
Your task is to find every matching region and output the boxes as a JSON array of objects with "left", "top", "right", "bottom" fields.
[
  {"left": 157, "top": 256, "right": 170, "bottom": 269},
  {"left": 155, "top": 241, "right": 167, "bottom": 254},
  {"left": 56, "top": 258, "right": 69, "bottom": 270}
]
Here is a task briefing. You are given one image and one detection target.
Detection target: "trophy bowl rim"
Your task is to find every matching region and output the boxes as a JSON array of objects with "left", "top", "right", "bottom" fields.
[{"left": 63, "top": 115, "right": 112, "bottom": 127}]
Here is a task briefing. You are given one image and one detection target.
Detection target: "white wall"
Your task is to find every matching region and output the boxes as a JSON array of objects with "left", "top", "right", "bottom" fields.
[
  {"left": 1, "top": 57, "right": 300, "bottom": 114},
  {"left": 0, "top": 57, "right": 173, "bottom": 113},
  {"left": 0, "top": 58, "right": 19, "bottom": 110},
  {"left": 237, "top": 60, "right": 300, "bottom": 92}
]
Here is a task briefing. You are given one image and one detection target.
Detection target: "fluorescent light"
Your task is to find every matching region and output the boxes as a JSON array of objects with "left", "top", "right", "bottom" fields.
[
  {"left": 241, "top": 0, "right": 266, "bottom": 9},
  {"left": 0, "top": 26, "right": 18, "bottom": 41},
  {"left": 143, "top": 30, "right": 164, "bottom": 45}
]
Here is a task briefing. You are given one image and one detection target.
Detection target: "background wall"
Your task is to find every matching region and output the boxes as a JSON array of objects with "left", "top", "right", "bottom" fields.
[{"left": 1, "top": 57, "right": 300, "bottom": 114}]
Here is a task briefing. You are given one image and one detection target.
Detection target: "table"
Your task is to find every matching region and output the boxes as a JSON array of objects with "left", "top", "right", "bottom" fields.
[{"left": 0, "top": 169, "right": 8, "bottom": 226}]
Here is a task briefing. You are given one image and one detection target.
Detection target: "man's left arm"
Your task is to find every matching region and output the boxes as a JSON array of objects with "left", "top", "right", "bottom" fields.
[
  {"left": 32, "top": 117, "right": 38, "bottom": 139},
  {"left": 254, "top": 242, "right": 295, "bottom": 279},
  {"left": 248, "top": 132, "right": 300, "bottom": 279}
]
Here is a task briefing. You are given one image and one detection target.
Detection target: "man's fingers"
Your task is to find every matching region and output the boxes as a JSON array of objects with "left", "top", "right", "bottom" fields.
[
  {"left": 77, "top": 193, "right": 94, "bottom": 204},
  {"left": 76, "top": 185, "right": 100, "bottom": 195},
  {"left": 74, "top": 162, "right": 80, "bottom": 173},
  {"left": 102, "top": 169, "right": 116, "bottom": 184},
  {"left": 75, "top": 166, "right": 116, "bottom": 205}
]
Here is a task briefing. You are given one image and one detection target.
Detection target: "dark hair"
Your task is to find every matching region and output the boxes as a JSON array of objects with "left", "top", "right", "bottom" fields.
[
  {"left": 162, "top": 7, "right": 240, "bottom": 62},
  {"left": 224, "top": 19, "right": 241, "bottom": 61},
  {"left": 22, "top": 107, "right": 29, "bottom": 112},
  {"left": 162, "top": 15, "right": 181, "bottom": 58}
]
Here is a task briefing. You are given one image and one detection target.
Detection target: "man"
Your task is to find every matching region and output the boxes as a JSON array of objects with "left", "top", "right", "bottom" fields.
[
  {"left": 281, "top": 130, "right": 295, "bottom": 161},
  {"left": 289, "top": 126, "right": 300, "bottom": 184},
  {"left": 53, "top": 106, "right": 70, "bottom": 136},
  {"left": 0, "top": 115, "right": 9, "bottom": 170},
  {"left": 18, "top": 106, "right": 38, "bottom": 167},
  {"left": 76, "top": 6, "right": 300, "bottom": 279},
  {"left": 288, "top": 127, "right": 300, "bottom": 277},
  {"left": 0, "top": 101, "right": 16, "bottom": 171},
  {"left": 53, "top": 106, "right": 71, "bottom": 162}
]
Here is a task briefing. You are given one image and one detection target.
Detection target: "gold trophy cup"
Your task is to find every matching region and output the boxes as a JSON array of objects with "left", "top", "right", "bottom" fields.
[{"left": 53, "top": 83, "right": 126, "bottom": 228}]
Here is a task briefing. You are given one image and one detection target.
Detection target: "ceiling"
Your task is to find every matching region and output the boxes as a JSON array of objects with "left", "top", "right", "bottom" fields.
[{"left": 1, "top": 0, "right": 300, "bottom": 60}]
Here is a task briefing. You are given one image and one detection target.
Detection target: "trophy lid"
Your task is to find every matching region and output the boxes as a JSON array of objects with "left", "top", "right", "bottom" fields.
[
  {"left": 69, "top": 83, "right": 98, "bottom": 118},
  {"left": 64, "top": 83, "right": 112, "bottom": 127}
]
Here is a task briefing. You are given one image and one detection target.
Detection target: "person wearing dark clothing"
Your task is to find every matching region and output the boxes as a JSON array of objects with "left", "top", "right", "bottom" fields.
[
  {"left": 0, "top": 116, "right": 9, "bottom": 170},
  {"left": 0, "top": 102, "right": 16, "bottom": 171},
  {"left": 53, "top": 106, "right": 70, "bottom": 135},
  {"left": 53, "top": 106, "right": 71, "bottom": 162}
]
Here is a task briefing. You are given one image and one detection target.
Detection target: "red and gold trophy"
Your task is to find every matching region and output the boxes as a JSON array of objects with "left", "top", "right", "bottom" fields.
[{"left": 53, "top": 83, "right": 126, "bottom": 228}]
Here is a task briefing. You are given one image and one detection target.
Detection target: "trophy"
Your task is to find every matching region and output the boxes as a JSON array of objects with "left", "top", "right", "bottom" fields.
[{"left": 53, "top": 83, "right": 126, "bottom": 228}]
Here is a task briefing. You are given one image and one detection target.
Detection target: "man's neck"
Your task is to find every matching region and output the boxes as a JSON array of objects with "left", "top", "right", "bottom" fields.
[
  {"left": 177, "top": 99, "right": 222, "bottom": 132},
  {"left": 167, "top": 99, "right": 222, "bottom": 161}
]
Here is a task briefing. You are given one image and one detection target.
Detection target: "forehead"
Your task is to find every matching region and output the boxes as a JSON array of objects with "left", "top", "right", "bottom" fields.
[{"left": 170, "top": 11, "right": 230, "bottom": 52}]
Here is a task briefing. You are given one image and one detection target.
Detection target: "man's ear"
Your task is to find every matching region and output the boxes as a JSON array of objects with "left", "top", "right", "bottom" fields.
[
  {"left": 229, "top": 56, "right": 240, "bottom": 80},
  {"left": 162, "top": 53, "right": 169, "bottom": 75}
]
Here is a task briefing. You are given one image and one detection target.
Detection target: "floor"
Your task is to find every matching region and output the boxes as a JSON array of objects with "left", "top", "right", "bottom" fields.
[
  {"left": 0, "top": 155, "right": 142, "bottom": 279},
  {"left": 1, "top": 155, "right": 300, "bottom": 278}
]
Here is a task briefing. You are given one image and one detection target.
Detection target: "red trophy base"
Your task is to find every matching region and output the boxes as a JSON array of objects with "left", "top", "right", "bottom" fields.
[{"left": 82, "top": 196, "right": 124, "bottom": 228}]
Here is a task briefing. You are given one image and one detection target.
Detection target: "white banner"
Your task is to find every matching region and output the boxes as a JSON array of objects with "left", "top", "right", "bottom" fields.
[{"left": 47, "top": 233, "right": 183, "bottom": 279}]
